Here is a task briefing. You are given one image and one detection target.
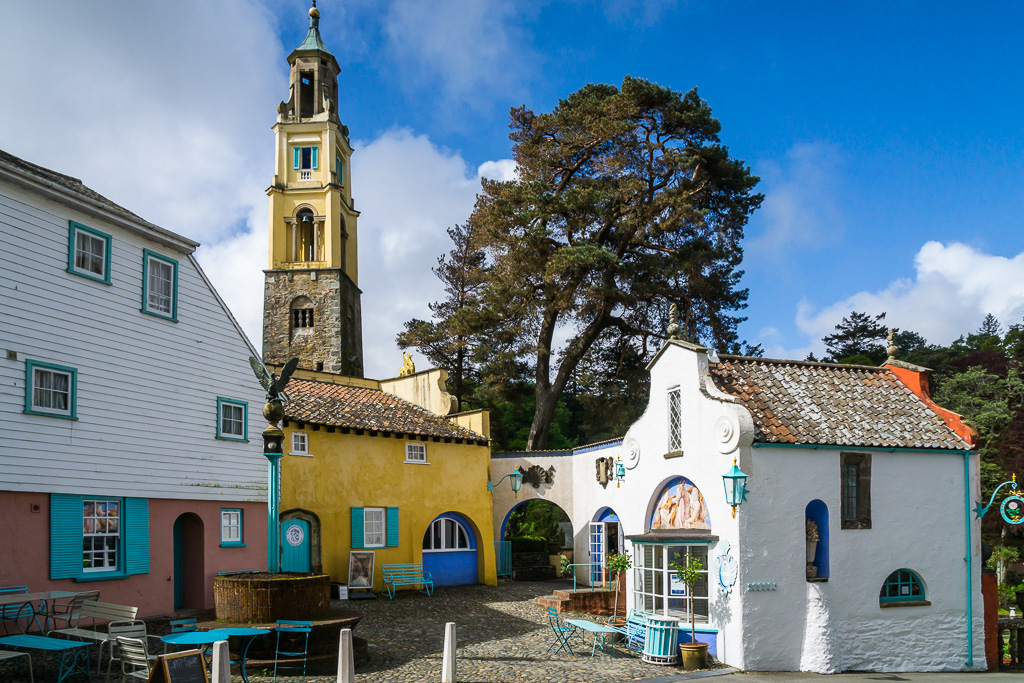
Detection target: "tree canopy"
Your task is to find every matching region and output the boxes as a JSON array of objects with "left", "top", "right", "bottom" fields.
[{"left": 402, "top": 77, "right": 762, "bottom": 449}]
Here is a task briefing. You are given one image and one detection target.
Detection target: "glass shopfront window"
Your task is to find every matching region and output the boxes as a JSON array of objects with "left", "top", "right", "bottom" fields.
[{"left": 633, "top": 542, "right": 709, "bottom": 620}]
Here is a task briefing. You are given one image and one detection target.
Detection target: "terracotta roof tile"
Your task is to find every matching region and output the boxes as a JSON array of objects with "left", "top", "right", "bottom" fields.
[
  {"left": 283, "top": 378, "right": 487, "bottom": 443},
  {"left": 709, "top": 356, "right": 969, "bottom": 450}
]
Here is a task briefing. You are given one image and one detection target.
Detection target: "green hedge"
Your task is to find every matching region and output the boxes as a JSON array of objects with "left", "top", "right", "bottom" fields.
[{"left": 509, "top": 536, "right": 549, "bottom": 553}]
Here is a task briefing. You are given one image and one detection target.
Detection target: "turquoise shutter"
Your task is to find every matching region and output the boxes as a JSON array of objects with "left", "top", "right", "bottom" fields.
[
  {"left": 293, "top": 147, "right": 300, "bottom": 169},
  {"left": 386, "top": 507, "right": 399, "bottom": 547},
  {"left": 312, "top": 146, "right": 319, "bottom": 169},
  {"left": 124, "top": 498, "right": 150, "bottom": 575},
  {"left": 50, "top": 494, "right": 82, "bottom": 579},
  {"left": 351, "top": 507, "right": 364, "bottom": 549}
]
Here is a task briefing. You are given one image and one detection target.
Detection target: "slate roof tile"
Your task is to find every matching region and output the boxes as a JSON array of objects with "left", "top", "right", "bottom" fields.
[
  {"left": 708, "top": 356, "right": 969, "bottom": 450},
  {"left": 283, "top": 377, "right": 488, "bottom": 443}
]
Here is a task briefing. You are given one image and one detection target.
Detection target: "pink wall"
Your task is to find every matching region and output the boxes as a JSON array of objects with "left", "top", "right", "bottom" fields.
[{"left": 0, "top": 491, "right": 266, "bottom": 617}]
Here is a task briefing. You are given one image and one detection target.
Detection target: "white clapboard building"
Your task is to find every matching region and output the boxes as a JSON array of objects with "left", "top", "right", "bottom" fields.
[{"left": 0, "top": 150, "right": 268, "bottom": 615}]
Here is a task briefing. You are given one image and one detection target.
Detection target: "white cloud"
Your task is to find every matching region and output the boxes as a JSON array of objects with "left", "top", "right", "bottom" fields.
[
  {"left": 478, "top": 159, "right": 518, "bottom": 182},
  {"left": 793, "top": 241, "right": 1024, "bottom": 357},
  {"left": 747, "top": 142, "right": 846, "bottom": 260},
  {"left": 384, "top": 0, "right": 533, "bottom": 106}
]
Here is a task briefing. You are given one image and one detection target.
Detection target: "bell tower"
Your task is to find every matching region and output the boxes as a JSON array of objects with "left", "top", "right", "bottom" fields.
[{"left": 263, "top": 1, "right": 363, "bottom": 376}]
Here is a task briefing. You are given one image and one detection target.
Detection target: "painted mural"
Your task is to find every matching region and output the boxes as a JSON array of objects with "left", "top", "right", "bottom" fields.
[{"left": 650, "top": 477, "right": 711, "bottom": 530}]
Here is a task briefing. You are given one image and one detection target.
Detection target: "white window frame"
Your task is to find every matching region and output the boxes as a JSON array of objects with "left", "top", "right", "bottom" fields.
[
  {"left": 220, "top": 509, "right": 243, "bottom": 546},
  {"left": 363, "top": 508, "right": 385, "bottom": 548},
  {"left": 423, "top": 517, "right": 470, "bottom": 552},
  {"left": 291, "top": 432, "right": 310, "bottom": 456},
  {"left": 83, "top": 499, "right": 121, "bottom": 572},
  {"left": 405, "top": 442, "right": 427, "bottom": 464},
  {"left": 633, "top": 542, "right": 709, "bottom": 621},
  {"left": 667, "top": 386, "right": 682, "bottom": 452},
  {"left": 217, "top": 398, "right": 247, "bottom": 442}
]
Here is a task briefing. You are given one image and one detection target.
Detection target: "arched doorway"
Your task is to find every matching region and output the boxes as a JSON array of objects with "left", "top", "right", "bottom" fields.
[
  {"left": 172, "top": 513, "right": 205, "bottom": 610},
  {"left": 500, "top": 499, "right": 573, "bottom": 581},
  {"left": 280, "top": 509, "right": 321, "bottom": 574},
  {"left": 422, "top": 512, "right": 478, "bottom": 587},
  {"left": 589, "top": 507, "right": 623, "bottom": 585}
]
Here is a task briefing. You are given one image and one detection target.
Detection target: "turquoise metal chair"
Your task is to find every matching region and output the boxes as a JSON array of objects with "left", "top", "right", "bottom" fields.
[
  {"left": 545, "top": 607, "right": 576, "bottom": 655},
  {"left": 274, "top": 620, "right": 312, "bottom": 682},
  {"left": 0, "top": 587, "right": 36, "bottom": 635}
]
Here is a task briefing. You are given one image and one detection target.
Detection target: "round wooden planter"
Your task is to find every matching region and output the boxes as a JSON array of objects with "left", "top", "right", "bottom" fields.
[{"left": 214, "top": 573, "right": 330, "bottom": 623}]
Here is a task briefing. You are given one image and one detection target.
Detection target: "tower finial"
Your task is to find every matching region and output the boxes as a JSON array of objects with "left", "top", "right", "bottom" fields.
[
  {"left": 887, "top": 328, "right": 898, "bottom": 362},
  {"left": 667, "top": 303, "right": 681, "bottom": 341},
  {"left": 309, "top": 1, "right": 320, "bottom": 26}
]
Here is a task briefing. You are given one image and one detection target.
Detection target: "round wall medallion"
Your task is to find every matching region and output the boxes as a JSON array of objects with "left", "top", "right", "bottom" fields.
[
  {"left": 715, "top": 415, "right": 740, "bottom": 453},
  {"left": 1002, "top": 496, "right": 1024, "bottom": 524},
  {"left": 624, "top": 437, "right": 641, "bottom": 470},
  {"left": 285, "top": 523, "right": 305, "bottom": 546}
]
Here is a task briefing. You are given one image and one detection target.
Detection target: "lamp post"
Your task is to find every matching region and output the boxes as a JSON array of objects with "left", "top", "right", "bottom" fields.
[
  {"left": 487, "top": 470, "right": 524, "bottom": 498},
  {"left": 263, "top": 400, "right": 285, "bottom": 573},
  {"left": 722, "top": 458, "right": 749, "bottom": 519}
]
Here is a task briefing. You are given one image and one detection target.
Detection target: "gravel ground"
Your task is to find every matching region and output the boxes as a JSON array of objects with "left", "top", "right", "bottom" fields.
[{"left": 0, "top": 579, "right": 717, "bottom": 682}]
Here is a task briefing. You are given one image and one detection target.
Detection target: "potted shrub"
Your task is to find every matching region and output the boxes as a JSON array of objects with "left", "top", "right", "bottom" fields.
[
  {"left": 671, "top": 553, "right": 708, "bottom": 670},
  {"left": 606, "top": 552, "right": 632, "bottom": 625}
]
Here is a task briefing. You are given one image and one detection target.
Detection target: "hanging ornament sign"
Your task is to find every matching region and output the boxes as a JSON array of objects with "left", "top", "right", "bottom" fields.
[{"left": 975, "top": 474, "right": 1024, "bottom": 525}]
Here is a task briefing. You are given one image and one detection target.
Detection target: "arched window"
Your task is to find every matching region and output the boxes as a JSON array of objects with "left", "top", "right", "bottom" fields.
[
  {"left": 879, "top": 569, "right": 925, "bottom": 604},
  {"left": 296, "top": 209, "right": 316, "bottom": 262},
  {"left": 290, "top": 296, "right": 314, "bottom": 332},
  {"left": 423, "top": 517, "right": 470, "bottom": 551}
]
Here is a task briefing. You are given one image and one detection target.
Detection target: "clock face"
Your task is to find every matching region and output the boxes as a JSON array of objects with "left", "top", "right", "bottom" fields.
[{"left": 1002, "top": 496, "right": 1024, "bottom": 524}]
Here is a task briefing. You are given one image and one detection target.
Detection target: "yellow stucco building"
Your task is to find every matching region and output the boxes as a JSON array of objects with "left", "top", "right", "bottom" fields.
[{"left": 263, "top": 5, "right": 496, "bottom": 593}]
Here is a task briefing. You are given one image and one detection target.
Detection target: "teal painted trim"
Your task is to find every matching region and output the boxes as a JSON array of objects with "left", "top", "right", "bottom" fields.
[
  {"left": 351, "top": 507, "right": 364, "bottom": 549},
  {"left": 293, "top": 147, "right": 300, "bottom": 170},
  {"left": 312, "top": 146, "right": 319, "bottom": 169},
  {"left": 216, "top": 397, "right": 249, "bottom": 442},
  {"left": 751, "top": 442, "right": 972, "bottom": 455},
  {"left": 66, "top": 221, "right": 112, "bottom": 284},
  {"left": 74, "top": 572, "right": 128, "bottom": 582},
  {"left": 220, "top": 508, "right": 245, "bottom": 546},
  {"left": 879, "top": 569, "right": 925, "bottom": 603},
  {"left": 50, "top": 494, "right": 83, "bottom": 579},
  {"left": 628, "top": 539, "right": 716, "bottom": 546},
  {"left": 140, "top": 249, "right": 179, "bottom": 322},
  {"left": 386, "top": 507, "right": 399, "bottom": 547},
  {"left": 964, "top": 450, "right": 974, "bottom": 666},
  {"left": 124, "top": 498, "right": 149, "bottom": 575},
  {"left": 24, "top": 359, "right": 78, "bottom": 420}
]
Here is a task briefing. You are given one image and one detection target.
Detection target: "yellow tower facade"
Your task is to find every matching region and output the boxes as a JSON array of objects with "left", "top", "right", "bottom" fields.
[{"left": 263, "top": 2, "right": 363, "bottom": 376}]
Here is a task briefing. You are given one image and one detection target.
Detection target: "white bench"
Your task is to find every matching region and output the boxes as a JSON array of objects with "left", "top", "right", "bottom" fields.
[
  {"left": 0, "top": 649, "right": 33, "bottom": 683},
  {"left": 48, "top": 601, "right": 138, "bottom": 675}
]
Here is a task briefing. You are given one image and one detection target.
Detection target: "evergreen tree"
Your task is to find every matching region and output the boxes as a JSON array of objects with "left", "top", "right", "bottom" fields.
[{"left": 822, "top": 311, "right": 888, "bottom": 363}]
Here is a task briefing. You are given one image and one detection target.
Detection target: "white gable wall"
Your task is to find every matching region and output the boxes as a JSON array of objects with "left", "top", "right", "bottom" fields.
[{"left": 0, "top": 179, "right": 267, "bottom": 501}]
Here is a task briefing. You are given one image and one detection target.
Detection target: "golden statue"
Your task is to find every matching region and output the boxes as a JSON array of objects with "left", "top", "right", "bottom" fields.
[{"left": 399, "top": 352, "right": 415, "bottom": 376}]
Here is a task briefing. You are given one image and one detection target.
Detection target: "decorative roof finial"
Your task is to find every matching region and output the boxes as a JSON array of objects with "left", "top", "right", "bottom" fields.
[
  {"left": 887, "top": 328, "right": 898, "bottom": 362},
  {"left": 667, "top": 303, "right": 681, "bottom": 341},
  {"left": 309, "top": 1, "right": 320, "bottom": 26}
]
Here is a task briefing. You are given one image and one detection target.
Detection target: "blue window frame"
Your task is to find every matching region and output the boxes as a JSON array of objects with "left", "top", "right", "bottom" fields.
[
  {"left": 217, "top": 397, "right": 248, "bottom": 442},
  {"left": 221, "top": 509, "right": 245, "bottom": 547},
  {"left": 67, "top": 221, "right": 112, "bottom": 284},
  {"left": 24, "top": 359, "right": 78, "bottom": 420},
  {"left": 141, "top": 249, "right": 178, "bottom": 321},
  {"left": 879, "top": 568, "right": 925, "bottom": 604},
  {"left": 50, "top": 494, "right": 149, "bottom": 581}
]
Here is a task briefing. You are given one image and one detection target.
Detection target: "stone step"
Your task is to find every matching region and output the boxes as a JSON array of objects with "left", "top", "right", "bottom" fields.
[{"left": 537, "top": 596, "right": 569, "bottom": 611}]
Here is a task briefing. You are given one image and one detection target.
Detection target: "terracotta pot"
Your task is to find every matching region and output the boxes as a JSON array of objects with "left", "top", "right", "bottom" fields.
[{"left": 679, "top": 641, "right": 709, "bottom": 670}]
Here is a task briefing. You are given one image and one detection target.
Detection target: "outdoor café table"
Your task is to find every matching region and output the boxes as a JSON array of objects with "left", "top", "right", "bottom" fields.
[
  {"left": 564, "top": 619, "right": 622, "bottom": 657},
  {"left": 0, "top": 591, "right": 79, "bottom": 634},
  {"left": 162, "top": 627, "right": 271, "bottom": 683},
  {"left": 0, "top": 633, "right": 91, "bottom": 683}
]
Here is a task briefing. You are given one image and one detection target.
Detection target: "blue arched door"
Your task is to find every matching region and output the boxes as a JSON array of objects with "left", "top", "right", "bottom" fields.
[
  {"left": 281, "top": 518, "right": 311, "bottom": 573},
  {"left": 422, "top": 513, "right": 477, "bottom": 586}
]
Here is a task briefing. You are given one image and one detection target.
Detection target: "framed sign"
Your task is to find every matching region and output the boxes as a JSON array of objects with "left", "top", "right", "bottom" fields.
[
  {"left": 147, "top": 649, "right": 209, "bottom": 683},
  {"left": 348, "top": 551, "right": 375, "bottom": 589}
]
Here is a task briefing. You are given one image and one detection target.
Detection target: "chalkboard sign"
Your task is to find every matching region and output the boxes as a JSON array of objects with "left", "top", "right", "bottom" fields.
[{"left": 147, "top": 649, "right": 209, "bottom": 683}]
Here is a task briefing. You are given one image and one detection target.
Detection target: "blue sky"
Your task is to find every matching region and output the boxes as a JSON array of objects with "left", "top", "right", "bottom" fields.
[{"left": 2, "top": 1, "right": 1023, "bottom": 376}]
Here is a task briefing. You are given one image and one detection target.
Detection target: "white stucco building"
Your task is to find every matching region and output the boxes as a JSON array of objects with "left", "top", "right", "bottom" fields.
[{"left": 491, "top": 339, "right": 984, "bottom": 672}]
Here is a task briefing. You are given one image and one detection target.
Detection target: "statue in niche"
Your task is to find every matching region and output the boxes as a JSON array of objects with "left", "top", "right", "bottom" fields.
[
  {"left": 517, "top": 464, "right": 555, "bottom": 489},
  {"left": 595, "top": 457, "right": 615, "bottom": 488}
]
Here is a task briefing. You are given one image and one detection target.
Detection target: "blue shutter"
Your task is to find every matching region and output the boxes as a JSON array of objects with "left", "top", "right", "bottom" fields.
[
  {"left": 124, "top": 498, "right": 150, "bottom": 575},
  {"left": 351, "top": 507, "right": 364, "bottom": 549},
  {"left": 293, "top": 147, "right": 300, "bottom": 170},
  {"left": 311, "top": 146, "right": 319, "bottom": 169},
  {"left": 386, "top": 507, "right": 399, "bottom": 547},
  {"left": 50, "top": 494, "right": 82, "bottom": 579}
]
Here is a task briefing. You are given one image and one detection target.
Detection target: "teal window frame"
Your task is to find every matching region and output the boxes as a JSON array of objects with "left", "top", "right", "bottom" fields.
[
  {"left": 141, "top": 249, "right": 178, "bottom": 321},
  {"left": 216, "top": 397, "right": 248, "bottom": 442},
  {"left": 67, "top": 221, "right": 112, "bottom": 284},
  {"left": 350, "top": 506, "right": 399, "bottom": 549},
  {"left": 879, "top": 568, "right": 925, "bottom": 604},
  {"left": 24, "top": 359, "right": 78, "bottom": 420},
  {"left": 50, "top": 494, "right": 149, "bottom": 582},
  {"left": 220, "top": 509, "right": 245, "bottom": 547}
]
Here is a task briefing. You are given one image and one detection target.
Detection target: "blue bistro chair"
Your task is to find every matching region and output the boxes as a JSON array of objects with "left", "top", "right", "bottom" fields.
[
  {"left": 0, "top": 587, "right": 36, "bottom": 635},
  {"left": 274, "top": 620, "right": 312, "bottom": 682},
  {"left": 546, "top": 607, "right": 576, "bottom": 655}
]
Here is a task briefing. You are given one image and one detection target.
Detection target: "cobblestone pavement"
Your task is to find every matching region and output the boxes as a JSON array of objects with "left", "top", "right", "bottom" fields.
[{"left": 0, "top": 580, "right": 714, "bottom": 682}]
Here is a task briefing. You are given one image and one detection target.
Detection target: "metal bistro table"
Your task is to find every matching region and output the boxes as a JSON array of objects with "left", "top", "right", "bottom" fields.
[
  {"left": 162, "top": 627, "right": 271, "bottom": 683},
  {"left": 0, "top": 591, "right": 79, "bottom": 634},
  {"left": 564, "top": 619, "right": 622, "bottom": 657},
  {"left": 0, "top": 633, "right": 91, "bottom": 683}
]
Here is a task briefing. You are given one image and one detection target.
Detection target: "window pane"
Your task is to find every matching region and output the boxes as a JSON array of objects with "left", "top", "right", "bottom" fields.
[
  {"left": 668, "top": 388, "right": 682, "bottom": 451},
  {"left": 75, "top": 231, "right": 106, "bottom": 276},
  {"left": 33, "top": 368, "right": 71, "bottom": 413},
  {"left": 148, "top": 258, "right": 173, "bottom": 314},
  {"left": 83, "top": 498, "right": 120, "bottom": 571}
]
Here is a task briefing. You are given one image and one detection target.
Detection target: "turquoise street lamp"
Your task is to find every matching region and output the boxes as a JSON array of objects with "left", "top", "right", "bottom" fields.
[
  {"left": 262, "top": 401, "right": 285, "bottom": 573},
  {"left": 488, "top": 470, "right": 524, "bottom": 498},
  {"left": 615, "top": 456, "right": 626, "bottom": 488},
  {"left": 723, "top": 458, "right": 749, "bottom": 518}
]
